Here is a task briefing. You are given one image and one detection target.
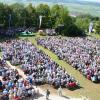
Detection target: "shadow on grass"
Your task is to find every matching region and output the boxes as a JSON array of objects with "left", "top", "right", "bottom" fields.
[
  {"left": 19, "top": 34, "right": 35, "bottom": 37},
  {"left": 61, "top": 95, "right": 70, "bottom": 99},
  {"left": 23, "top": 93, "right": 44, "bottom": 100},
  {"left": 33, "top": 93, "right": 44, "bottom": 99},
  {"left": 67, "top": 86, "right": 83, "bottom": 91}
]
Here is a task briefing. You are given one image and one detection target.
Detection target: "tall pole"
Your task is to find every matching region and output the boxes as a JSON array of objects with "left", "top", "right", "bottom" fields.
[
  {"left": 39, "top": 15, "right": 43, "bottom": 29},
  {"left": 9, "top": 14, "right": 11, "bottom": 29},
  {"left": 89, "top": 22, "right": 93, "bottom": 35}
]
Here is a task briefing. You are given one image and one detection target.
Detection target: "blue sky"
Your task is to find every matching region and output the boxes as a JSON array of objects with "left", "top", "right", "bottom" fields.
[{"left": 82, "top": 0, "right": 100, "bottom": 3}]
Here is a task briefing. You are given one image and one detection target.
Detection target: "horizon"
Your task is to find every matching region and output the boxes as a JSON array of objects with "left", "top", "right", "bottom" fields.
[{"left": 0, "top": 0, "right": 100, "bottom": 3}]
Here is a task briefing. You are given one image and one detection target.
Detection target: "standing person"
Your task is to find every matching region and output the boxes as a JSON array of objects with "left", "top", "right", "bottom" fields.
[
  {"left": 57, "top": 86, "right": 62, "bottom": 96},
  {"left": 0, "top": 80, "right": 2, "bottom": 92},
  {"left": 35, "top": 86, "right": 39, "bottom": 96},
  {"left": 46, "top": 89, "right": 50, "bottom": 100}
]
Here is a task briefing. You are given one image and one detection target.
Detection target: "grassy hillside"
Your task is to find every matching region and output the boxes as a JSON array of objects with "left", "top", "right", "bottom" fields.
[{"left": 64, "top": 3, "right": 100, "bottom": 17}]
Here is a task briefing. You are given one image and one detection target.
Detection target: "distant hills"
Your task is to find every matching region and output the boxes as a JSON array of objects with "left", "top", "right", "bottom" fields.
[{"left": 0, "top": 0, "right": 100, "bottom": 17}]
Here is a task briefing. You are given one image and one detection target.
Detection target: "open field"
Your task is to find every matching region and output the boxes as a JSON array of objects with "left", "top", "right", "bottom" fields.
[{"left": 19, "top": 34, "right": 100, "bottom": 100}]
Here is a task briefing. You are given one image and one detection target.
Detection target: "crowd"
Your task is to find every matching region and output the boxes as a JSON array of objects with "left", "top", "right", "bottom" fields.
[
  {"left": 0, "top": 39, "right": 78, "bottom": 90},
  {"left": 0, "top": 58, "right": 38, "bottom": 100},
  {"left": 0, "top": 27, "right": 36, "bottom": 36},
  {"left": 37, "top": 37, "right": 100, "bottom": 83},
  {"left": 44, "top": 29, "right": 57, "bottom": 36}
]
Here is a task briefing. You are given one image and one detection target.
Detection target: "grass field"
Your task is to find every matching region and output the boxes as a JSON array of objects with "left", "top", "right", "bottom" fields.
[
  {"left": 19, "top": 34, "right": 100, "bottom": 100},
  {"left": 91, "top": 33, "right": 100, "bottom": 39}
]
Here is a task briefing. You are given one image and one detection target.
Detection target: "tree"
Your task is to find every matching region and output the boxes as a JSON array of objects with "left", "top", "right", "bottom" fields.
[
  {"left": 26, "top": 3, "right": 37, "bottom": 27},
  {"left": 51, "top": 4, "right": 82, "bottom": 36},
  {"left": 11, "top": 3, "right": 26, "bottom": 27},
  {"left": 0, "top": 3, "right": 13, "bottom": 28},
  {"left": 36, "top": 4, "right": 51, "bottom": 28},
  {"left": 4, "top": 4, "right": 13, "bottom": 28},
  {"left": 75, "top": 17, "right": 90, "bottom": 33},
  {"left": 95, "top": 20, "right": 100, "bottom": 34},
  {"left": 0, "top": 3, "right": 5, "bottom": 27}
]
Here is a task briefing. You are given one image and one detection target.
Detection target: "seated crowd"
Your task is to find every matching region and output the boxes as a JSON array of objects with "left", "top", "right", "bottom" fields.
[
  {"left": 37, "top": 37, "right": 100, "bottom": 82},
  {"left": 0, "top": 39, "right": 78, "bottom": 89},
  {"left": 44, "top": 29, "right": 57, "bottom": 36},
  {"left": 0, "top": 27, "right": 36, "bottom": 36},
  {"left": 0, "top": 59, "right": 38, "bottom": 100}
]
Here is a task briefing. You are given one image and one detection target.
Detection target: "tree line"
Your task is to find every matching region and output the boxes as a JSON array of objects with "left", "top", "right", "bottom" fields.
[{"left": 0, "top": 3, "right": 100, "bottom": 36}]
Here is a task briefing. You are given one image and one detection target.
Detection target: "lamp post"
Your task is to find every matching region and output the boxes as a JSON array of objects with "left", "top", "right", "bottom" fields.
[
  {"left": 39, "top": 15, "right": 43, "bottom": 28},
  {"left": 39, "top": 15, "right": 46, "bottom": 29},
  {"left": 9, "top": 14, "right": 11, "bottom": 29}
]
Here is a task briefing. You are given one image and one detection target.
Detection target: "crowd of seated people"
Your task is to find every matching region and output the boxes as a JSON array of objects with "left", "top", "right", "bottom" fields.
[
  {"left": 15, "top": 27, "right": 26, "bottom": 33},
  {"left": 44, "top": 29, "right": 57, "bottom": 36},
  {"left": 37, "top": 37, "right": 100, "bottom": 83},
  {"left": 27, "top": 27, "right": 36, "bottom": 33},
  {"left": 0, "top": 28, "right": 6, "bottom": 36},
  {"left": 5, "top": 29, "right": 15, "bottom": 36},
  {"left": 0, "top": 28, "right": 18, "bottom": 37},
  {"left": 0, "top": 58, "right": 38, "bottom": 100},
  {"left": 0, "top": 27, "right": 36, "bottom": 37},
  {"left": 0, "top": 39, "right": 78, "bottom": 89}
]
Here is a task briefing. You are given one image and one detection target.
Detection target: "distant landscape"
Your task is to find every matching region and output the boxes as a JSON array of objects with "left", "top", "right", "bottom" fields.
[{"left": 0, "top": 0, "right": 100, "bottom": 17}]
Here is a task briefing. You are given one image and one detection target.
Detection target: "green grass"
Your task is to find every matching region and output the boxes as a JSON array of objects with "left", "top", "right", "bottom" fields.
[
  {"left": 87, "top": 32, "right": 100, "bottom": 39},
  {"left": 91, "top": 33, "right": 100, "bottom": 39},
  {"left": 20, "top": 35, "right": 100, "bottom": 100}
]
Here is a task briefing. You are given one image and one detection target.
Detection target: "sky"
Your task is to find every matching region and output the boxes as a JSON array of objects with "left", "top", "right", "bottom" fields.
[{"left": 82, "top": 0, "right": 100, "bottom": 3}]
